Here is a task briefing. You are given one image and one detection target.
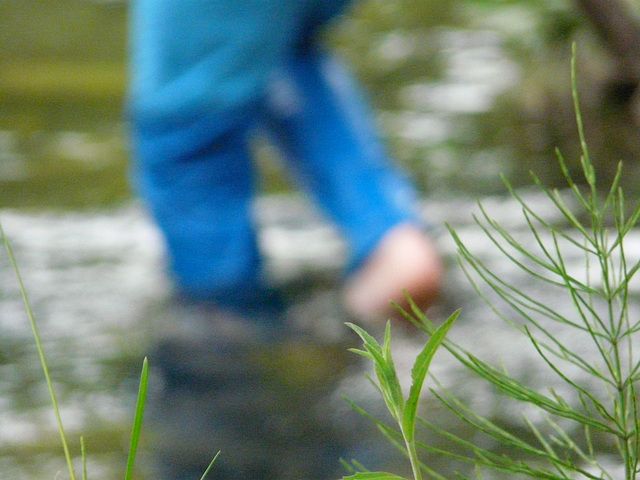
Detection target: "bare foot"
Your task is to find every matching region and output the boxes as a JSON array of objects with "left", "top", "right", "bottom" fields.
[{"left": 343, "top": 223, "right": 444, "bottom": 321}]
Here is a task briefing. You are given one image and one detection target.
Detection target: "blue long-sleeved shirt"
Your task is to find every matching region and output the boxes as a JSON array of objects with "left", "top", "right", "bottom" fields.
[{"left": 128, "top": 0, "right": 352, "bottom": 130}]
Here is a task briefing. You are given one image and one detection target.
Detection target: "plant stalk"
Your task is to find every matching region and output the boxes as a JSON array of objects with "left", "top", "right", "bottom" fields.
[{"left": 1, "top": 222, "right": 77, "bottom": 480}]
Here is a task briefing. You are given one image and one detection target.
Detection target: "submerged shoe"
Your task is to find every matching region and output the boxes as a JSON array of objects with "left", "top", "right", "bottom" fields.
[{"left": 342, "top": 223, "right": 444, "bottom": 321}]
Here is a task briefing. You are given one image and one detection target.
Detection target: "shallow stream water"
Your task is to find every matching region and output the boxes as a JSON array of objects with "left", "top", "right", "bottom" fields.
[
  {"left": 2, "top": 190, "right": 640, "bottom": 479},
  {"left": 2, "top": 0, "right": 640, "bottom": 479}
]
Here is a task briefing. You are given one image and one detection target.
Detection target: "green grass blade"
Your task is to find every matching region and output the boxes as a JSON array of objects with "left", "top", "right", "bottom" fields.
[
  {"left": 81, "top": 437, "right": 88, "bottom": 480},
  {"left": 342, "top": 472, "right": 409, "bottom": 479},
  {"left": 124, "top": 357, "right": 150, "bottom": 480},
  {"left": 1, "top": 221, "right": 77, "bottom": 480},
  {"left": 200, "top": 451, "right": 221, "bottom": 480}
]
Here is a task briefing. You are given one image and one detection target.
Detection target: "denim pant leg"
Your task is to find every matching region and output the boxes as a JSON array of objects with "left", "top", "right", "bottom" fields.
[
  {"left": 261, "top": 50, "right": 424, "bottom": 272},
  {"left": 131, "top": 113, "right": 266, "bottom": 308}
]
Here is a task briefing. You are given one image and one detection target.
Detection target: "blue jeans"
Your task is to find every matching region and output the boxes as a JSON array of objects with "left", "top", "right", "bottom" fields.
[{"left": 129, "top": 1, "right": 423, "bottom": 309}]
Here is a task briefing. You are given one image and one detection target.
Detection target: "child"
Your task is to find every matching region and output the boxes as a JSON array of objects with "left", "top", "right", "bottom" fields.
[{"left": 128, "top": 0, "right": 443, "bottom": 321}]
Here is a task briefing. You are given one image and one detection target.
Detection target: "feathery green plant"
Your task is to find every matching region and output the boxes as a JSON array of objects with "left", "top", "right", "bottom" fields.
[
  {"left": 344, "top": 43, "right": 640, "bottom": 479},
  {"left": 344, "top": 313, "right": 460, "bottom": 480}
]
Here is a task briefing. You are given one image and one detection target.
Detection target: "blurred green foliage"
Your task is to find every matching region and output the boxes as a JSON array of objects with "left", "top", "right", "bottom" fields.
[{"left": 1, "top": 0, "right": 638, "bottom": 208}]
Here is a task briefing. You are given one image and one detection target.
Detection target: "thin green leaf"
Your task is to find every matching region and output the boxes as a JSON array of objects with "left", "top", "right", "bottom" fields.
[
  {"left": 341, "top": 458, "right": 374, "bottom": 476},
  {"left": 512, "top": 180, "right": 597, "bottom": 256},
  {"left": 466, "top": 354, "right": 615, "bottom": 433},
  {"left": 382, "top": 322, "right": 405, "bottom": 413},
  {"left": 347, "top": 322, "right": 404, "bottom": 420},
  {"left": 456, "top": 242, "right": 601, "bottom": 338},
  {"left": 81, "top": 437, "right": 88, "bottom": 480},
  {"left": 124, "top": 357, "right": 150, "bottom": 480},
  {"left": 402, "top": 310, "right": 460, "bottom": 442},
  {"left": 418, "top": 417, "right": 576, "bottom": 480},
  {"left": 525, "top": 326, "right": 617, "bottom": 425},
  {"left": 522, "top": 415, "right": 558, "bottom": 460},
  {"left": 551, "top": 148, "right": 591, "bottom": 216},
  {"left": 544, "top": 414, "right": 592, "bottom": 465},
  {"left": 600, "top": 162, "right": 623, "bottom": 217},
  {"left": 342, "top": 472, "right": 408, "bottom": 480},
  {"left": 200, "top": 451, "right": 221, "bottom": 480},
  {"left": 1, "top": 221, "right": 77, "bottom": 480},
  {"left": 423, "top": 391, "right": 600, "bottom": 480},
  {"left": 571, "top": 43, "right": 596, "bottom": 194},
  {"left": 529, "top": 170, "right": 591, "bottom": 241},
  {"left": 347, "top": 322, "right": 383, "bottom": 352},
  {"left": 348, "top": 347, "right": 376, "bottom": 362}
]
